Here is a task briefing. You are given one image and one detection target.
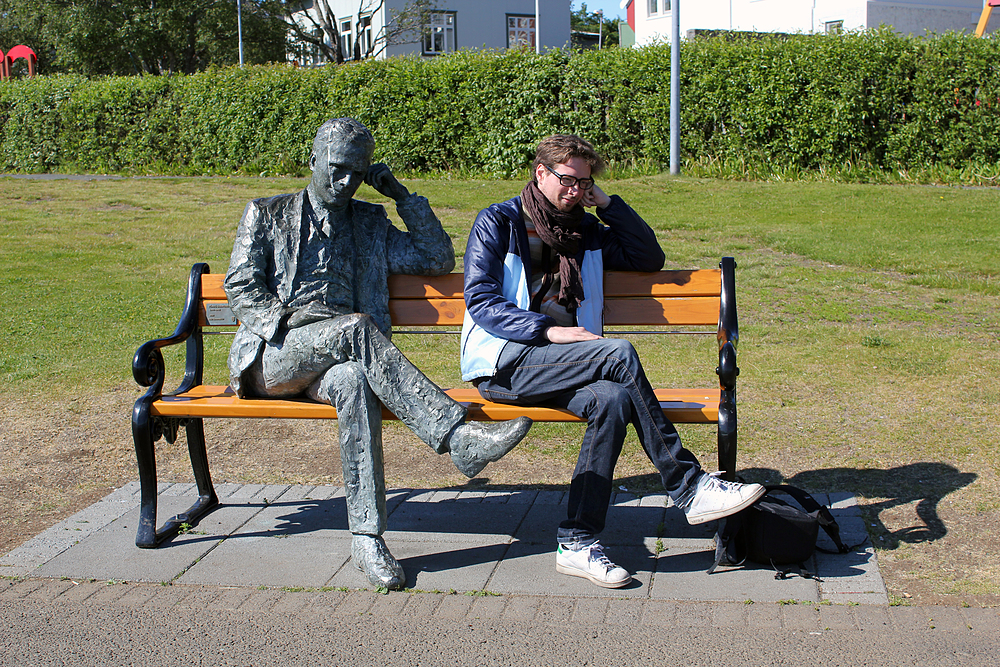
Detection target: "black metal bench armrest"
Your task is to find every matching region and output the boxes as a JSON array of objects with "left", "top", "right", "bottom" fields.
[
  {"left": 132, "top": 263, "right": 211, "bottom": 395},
  {"left": 716, "top": 257, "right": 740, "bottom": 390}
]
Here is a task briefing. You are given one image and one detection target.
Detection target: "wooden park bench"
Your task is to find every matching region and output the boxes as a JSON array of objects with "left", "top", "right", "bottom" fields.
[{"left": 131, "top": 258, "right": 742, "bottom": 548}]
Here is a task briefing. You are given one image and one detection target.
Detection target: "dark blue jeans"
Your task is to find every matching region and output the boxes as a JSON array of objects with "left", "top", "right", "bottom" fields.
[{"left": 476, "top": 337, "right": 702, "bottom": 544}]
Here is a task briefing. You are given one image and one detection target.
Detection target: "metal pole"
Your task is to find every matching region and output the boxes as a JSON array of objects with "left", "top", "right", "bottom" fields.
[
  {"left": 237, "top": 0, "right": 244, "bottom": 66},
  {"left": 670, "top": 0, "right": 680, "bottom": 175},
  {"left": 535, "top": 0, "right": 541, "bottom": 53},
  {"left": 598, "top": 9, "right": 603, "bottom": 49}
]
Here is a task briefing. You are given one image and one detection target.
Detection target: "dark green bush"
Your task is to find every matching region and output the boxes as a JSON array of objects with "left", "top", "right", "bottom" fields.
[{"left": 1, "top": 30, "right": 997, "bottom": 178}]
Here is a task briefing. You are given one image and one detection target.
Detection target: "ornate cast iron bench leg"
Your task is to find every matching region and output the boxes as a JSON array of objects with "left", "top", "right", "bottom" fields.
[{"left": 132, "top": 394, "right": 218, "bottom": 548}]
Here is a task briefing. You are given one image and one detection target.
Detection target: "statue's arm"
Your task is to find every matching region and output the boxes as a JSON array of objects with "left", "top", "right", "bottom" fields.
[
  {"left": 223, "top": 202, "right": 290, "bottom": 341},
  {"left": 386, "top": 193, "right": 456, "bottom": 276},
  {"left": 364, "top": 163, "right": 455, "bottom": 276}
]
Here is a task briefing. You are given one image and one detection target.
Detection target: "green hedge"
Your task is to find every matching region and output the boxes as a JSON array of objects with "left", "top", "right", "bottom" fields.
[{"left": 1, "top": 29, "right": 998, "bottom": 177}]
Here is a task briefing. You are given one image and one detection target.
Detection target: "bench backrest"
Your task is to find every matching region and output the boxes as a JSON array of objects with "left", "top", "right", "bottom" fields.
[{"left": 196, "top": 270, "right": 725, "bottom": 330}]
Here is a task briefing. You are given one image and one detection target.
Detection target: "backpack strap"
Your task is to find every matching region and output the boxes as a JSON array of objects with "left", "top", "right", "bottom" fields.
[
  {"left": 707, "top": 514, "right": 747, "bottom": 574},
  {"left": 772, "top": 562, "right": 816, "bottom": 580}
]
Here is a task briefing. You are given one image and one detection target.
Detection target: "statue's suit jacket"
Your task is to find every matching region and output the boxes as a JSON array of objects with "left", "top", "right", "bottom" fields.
[{"left": 224, "top": 189, "right": 455, "bottom": 397}]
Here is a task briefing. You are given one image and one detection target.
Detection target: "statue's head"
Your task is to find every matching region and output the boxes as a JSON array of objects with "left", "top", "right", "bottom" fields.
[{"left": 309, "top": 118, "right": 376, "bottom": 210}]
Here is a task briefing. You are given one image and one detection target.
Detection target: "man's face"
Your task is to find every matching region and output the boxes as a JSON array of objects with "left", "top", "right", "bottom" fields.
[
  {"left": 534, "top": 156, "right": 590, "bottom": 213},
  {"left": 310, "top": 136, "right": 372, "bottom": 210}
]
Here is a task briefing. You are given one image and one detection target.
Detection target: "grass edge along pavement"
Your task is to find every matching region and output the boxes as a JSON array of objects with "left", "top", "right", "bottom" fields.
[{"left": 1, "top": 174, "right": 998, "bottom": 606}]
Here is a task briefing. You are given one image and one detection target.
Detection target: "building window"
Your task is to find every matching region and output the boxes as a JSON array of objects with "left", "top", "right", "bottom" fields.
[
  {"left": 507, "top": 15, "right": 535, "bottom": 49},
  {"left": 424, "top": 12, "right": 456, "bottom": 55},
  {"left": 648, "top": 0, "right": 671, "bottom": 15},
  {"left": 339, "top": 19, "right": 353, "bottom": 60},
  {"left": 358, "top": 14, "right": 373, "bottom": 58},
  {"left": 306, "top": 27, "right": 325, "bottom": 66},
  {"left": 825, "top": 20, "right": 844, "bottom": 34}
]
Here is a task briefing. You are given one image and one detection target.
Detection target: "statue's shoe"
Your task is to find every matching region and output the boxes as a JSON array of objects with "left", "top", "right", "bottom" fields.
[
  {"left": 351, "top": 534, "right": 406, "bottom": 590},
  {"left": 447, "top": 416, "right": 533, "bottom": 478}
]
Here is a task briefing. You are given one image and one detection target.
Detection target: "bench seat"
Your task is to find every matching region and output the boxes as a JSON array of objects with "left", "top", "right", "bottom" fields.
[{"left": 155, "top": 385, "right": 722, "bottom": 423}]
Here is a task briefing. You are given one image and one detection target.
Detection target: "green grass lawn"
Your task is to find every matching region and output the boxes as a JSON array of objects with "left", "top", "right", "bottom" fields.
[{"left": 2, "top": 173, "right": 998, "bottom": 603}]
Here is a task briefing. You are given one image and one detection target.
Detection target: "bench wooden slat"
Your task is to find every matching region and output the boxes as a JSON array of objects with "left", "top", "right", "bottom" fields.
[
  {"left": 201, "top": 270, "right": 722, "bottom": 301},
  {"left": 153, "top": 386, "right": 720, "bottom": 423}
]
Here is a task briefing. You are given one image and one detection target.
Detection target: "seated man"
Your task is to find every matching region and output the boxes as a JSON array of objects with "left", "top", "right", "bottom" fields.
[
  {"left": 460, "top": 134, "right": 765, "bottom": 588},
  {"left": 224, "top": 118, "right": 531, "bottom": 590}
]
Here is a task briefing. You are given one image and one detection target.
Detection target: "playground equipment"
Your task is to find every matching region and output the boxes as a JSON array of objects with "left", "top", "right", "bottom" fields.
[
  {"left": 1, "top": 45, "right": 37, "bottom": 80},
  {"left": 976, "top": 0, "right": 999, "bottom": 37}
]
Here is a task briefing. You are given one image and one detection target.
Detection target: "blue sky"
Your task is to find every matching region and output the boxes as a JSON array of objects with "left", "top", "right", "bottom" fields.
[{"left": 572, "top": 0, "right": 626, "bottom": 22}]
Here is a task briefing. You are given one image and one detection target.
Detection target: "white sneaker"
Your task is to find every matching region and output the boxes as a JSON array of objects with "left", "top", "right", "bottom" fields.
[
  {"left": 556, "top": 541, "right": 632, "bottom": 588},
  {"left": 681, "top": 472, "right": 766, "bottom": 525}
]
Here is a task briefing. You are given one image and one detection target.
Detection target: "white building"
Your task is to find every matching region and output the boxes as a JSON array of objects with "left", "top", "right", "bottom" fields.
[
  {"left": 293, "top": 0, "right": 571, "bottom": 63},
  {"left": 619, "top": 0, "right": 1000, "bottom": 45}
]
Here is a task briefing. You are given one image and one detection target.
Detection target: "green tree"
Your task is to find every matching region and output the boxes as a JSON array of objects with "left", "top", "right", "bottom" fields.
[
  {"left": 0, "top": 0, "right": 288, "bottom": 75},
  {"left": 571, "top": 2, "right": 619, "bottom": 49}
]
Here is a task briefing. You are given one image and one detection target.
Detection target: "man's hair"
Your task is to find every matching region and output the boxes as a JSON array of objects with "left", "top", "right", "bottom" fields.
[
  {"left": 313, "top": 118, "right": 376, "bottom": 160},
  {"left": 533, "top": 134, "right": 606, "bottom": 177}
]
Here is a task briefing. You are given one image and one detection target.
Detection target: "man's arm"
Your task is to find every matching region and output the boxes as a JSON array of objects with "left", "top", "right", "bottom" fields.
[
  {"left": 463, "top": 206, "right": 556, "bottom": 345},
  {"left": 590, "top": 191, "right": 666, "bottom": 272},
  {"left": 369, "top": 164, "right": 456, "bottom": 276},
  {"left": 223, "top": 201, "right": 291, "bottom": 341}
]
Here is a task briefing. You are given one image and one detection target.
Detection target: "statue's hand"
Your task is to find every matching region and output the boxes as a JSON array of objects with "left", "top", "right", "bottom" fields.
[
  {"left": 365, "top": 163, "right": 410, "bottom": 201},
  {"left": 286, "top": 303, "right": 339, "bottom": 328}
]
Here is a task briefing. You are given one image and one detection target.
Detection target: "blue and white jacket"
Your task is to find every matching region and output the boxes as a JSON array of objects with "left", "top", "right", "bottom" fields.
[{"left": 460, "top": 194, "right": 666, "bottom": 382}]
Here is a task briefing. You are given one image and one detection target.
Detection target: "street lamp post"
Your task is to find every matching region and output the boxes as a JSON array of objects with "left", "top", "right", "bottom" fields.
[
  {"left": 535, "top": 0, "right": 541, "bottom": 54},
  {"left": 670, "top": 0, "right": 680, "bottom": 175},
  {"left": 237, "top": 0, "right": 244, "bottom": 66}
]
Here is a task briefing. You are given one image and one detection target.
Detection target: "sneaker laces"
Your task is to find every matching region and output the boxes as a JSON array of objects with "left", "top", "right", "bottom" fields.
[
  {"left": 677, "top": 471, "right": 732, "bottom": 509},
  {"left": 588, "top": 542, "right": 617, "bottom": 571}
]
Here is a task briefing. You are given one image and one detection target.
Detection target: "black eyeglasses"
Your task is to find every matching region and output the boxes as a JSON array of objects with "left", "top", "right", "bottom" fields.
[{"left": 544, "top": 165, "right": 595, "bottom": 191}]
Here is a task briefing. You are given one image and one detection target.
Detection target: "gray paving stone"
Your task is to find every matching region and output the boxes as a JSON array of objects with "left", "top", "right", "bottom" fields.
[
  {"left": 179, "top": 533, "right": 351, "bottom": 589},
  {"left": 53, "top": 580, "right": 105, "bottom": 604},
  {"left": 239, "top": 588, "right": 295, "bottom": 614},
  {"left": 206, "top": 587, "right": 255, "bottom": 611},
  {"left": 117, "top": 585, "right": 167, "bottom": 608},
  {"left": 650, "top": 538, "right": 820, "bottom": 603},
  {"left": 606, "top": 598, "right": 644, "bottom": 626},
  {"left": 333, "top": 590, "right": 378, "bottom": 615},
  {"left": 468, "top": 594, "right": 507, "bottom": 620},
  {"left": 961, "top": 607, "right": 1000, "bottom": 630},
  {"left": 367, "top": 590, "right": 410, "bottom": 616},
  {"left": 781, "top": 603, "right": 821, "bottom": 630},
  {"left": 506, "top": 489, "right": 538, "bottom": 504},
  {"left": 712, "top": 602, "right": 750, "bottom": 628},
  {"left": 434, "top": 593, "right": 476, "bottom": 620},
  {"left": 501, "top": 595, "right": 540, "bottom": 622},
  {"left": 572, "top": 597, "right": 609, "bottom": 625},
  {"left": 746, "top": 602, "right": 783, "bottom": 629},
  {"left": 534, "top": 596, "right": 574, "bottom": 625},
  {"left": 136, "top": 584, "right": 191, "bottom": 610},
  {"left": 385, "top": 498, "right": 530, "bottom": 542},
  {"left": 640, "top": 600, "right": 677, "bottom": 627},
  {"left": 398, "top": 592, "right": 443, "bottom": 618},
  {"left": 33, "top": 496, "right": 261, "bottom": 585}
]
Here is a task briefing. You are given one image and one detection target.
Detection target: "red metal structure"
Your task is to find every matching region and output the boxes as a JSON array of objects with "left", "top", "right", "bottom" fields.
[{"left": 2, "top": 45, "right": 38, "bottom": 80}]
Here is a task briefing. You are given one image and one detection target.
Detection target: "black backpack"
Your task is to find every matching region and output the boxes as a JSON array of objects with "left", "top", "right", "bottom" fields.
[{"left": 707, "top": 485, "right": 857, "bottom": 579}]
